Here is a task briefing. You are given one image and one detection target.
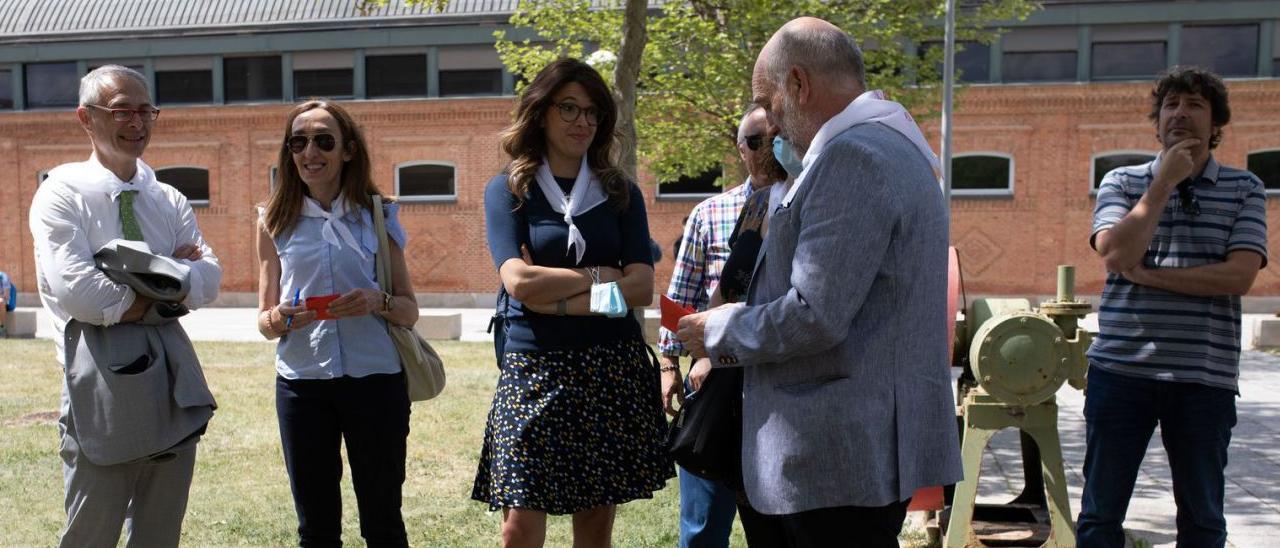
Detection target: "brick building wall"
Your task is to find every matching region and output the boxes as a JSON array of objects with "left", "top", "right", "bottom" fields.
[{"left": 2, "top": 81, "right": 1277, "bottom": 303}]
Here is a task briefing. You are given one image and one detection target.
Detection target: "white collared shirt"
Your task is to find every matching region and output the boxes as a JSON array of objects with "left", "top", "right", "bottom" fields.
[{"left": 29, "top": 155, "right": 221, "bottom": 362}]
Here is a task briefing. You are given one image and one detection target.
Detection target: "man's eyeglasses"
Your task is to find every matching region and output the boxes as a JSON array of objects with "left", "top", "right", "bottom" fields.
[
  {"left": 555, "top": 102, "right": 600, "bottom": 126},
  {"left": 86, "top": 104, "right": 160, "bottom": 122},
  {"left": 285, "top": 134, "right": 337, "bottom": 154},
  {"left": 742, "top": 134, "right": 766, "bottom": 151},
  {"left": 1178, "top": 181, "right": 1201, "bottom": 217}
]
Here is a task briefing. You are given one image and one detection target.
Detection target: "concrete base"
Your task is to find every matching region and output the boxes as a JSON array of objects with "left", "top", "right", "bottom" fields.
[
  {"left": 1252, "top": 317, "right": 1280, "bottom": 349},
  {"left": 4, "top": 309, "right": 37, "bottom": 338},
  {"left": 415, "top": 311, "right": 462, "bottom": 340}
]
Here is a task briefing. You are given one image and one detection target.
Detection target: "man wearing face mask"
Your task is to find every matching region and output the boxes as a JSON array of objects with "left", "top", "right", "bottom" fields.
[
  {"left": 675, "top": 18, "right": 961, "bottom": 546},
  {"left": 1079, "top": 66, "right": 1266, "bottom": 547},
  {"left": 659, "top": 106, "right": 789, "bottom": 548}
]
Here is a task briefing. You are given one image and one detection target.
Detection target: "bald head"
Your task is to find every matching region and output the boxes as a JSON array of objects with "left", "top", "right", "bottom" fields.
[
  {"left": 762, "top": 17, "right": 866, "bottom": 93},
  {"left": 751, "top": 17, "right": 866, "bottom": 153}
]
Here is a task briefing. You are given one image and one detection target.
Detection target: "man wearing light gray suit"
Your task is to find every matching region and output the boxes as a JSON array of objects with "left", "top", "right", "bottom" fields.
[
  {"left": 29, "top": 65, "right": 220, "bottom": 547},
  {"left": 677, "top": 18, "right": 963, "bottom": 547}
]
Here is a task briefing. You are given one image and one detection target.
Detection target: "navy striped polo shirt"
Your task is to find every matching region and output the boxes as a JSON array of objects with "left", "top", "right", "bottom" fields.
[{"left": 1088, "top": 155, "right": 1268, "bottom": 392}]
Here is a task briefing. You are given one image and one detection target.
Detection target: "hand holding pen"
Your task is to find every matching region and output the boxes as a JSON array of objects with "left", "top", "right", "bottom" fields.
[{"left": 273, "top": 288, "right": 316, "bottom": 334}]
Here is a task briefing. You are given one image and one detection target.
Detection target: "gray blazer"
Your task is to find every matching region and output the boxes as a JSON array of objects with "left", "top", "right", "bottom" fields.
[
  {"left": 62, "top": 320, "right": 215, "bottom": 466},
  {"left": 705, "top": 122, "right": 963, "bottom": 514}
]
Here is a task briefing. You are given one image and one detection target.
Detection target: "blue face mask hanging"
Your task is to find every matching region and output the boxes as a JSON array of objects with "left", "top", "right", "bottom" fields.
[
  {"left": 590, "top": 281, "right": 630, "bottom": 318},
  {"left": 773, "top": 136, "right": 804, "bottom": 177}
]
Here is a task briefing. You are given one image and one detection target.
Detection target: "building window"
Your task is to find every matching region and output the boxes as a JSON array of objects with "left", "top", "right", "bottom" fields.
[
  {"left": 440, "top": 70, "right": 503, "bottom": 96},
  {"left": 657, "top": 168, "right": 721, "bottom": 200},
  {"left": 155, "top": 57, "right": 213, "bottom": 104},
  {"left": 951, "top": 154, "right": 1013, "bottom": 196},
  {"left": 0, "top": 69, "right": 12, "bottom": 109},
  {"left": 1180, "top": 24, "right": 1259, "bottom": 77},
  {"left": 366, "top": 55, "right": 427, "bottom": 98},
  {"left": 25, "top": 62, "right": 79, "bottom": 108},
  {"left": 1092, "top": 152, "right": 1156, "bottom": 193},
  {"left": 156, "top": 166, "right": 210, "bottom": 206},
  {"left": 293, "top": 51, "right": 353, "bottom": 99},
  {"left": 1001, "top": 27, "right": 1077, "bottom": 83},
  {"left": 438, "top": 46, "right": 505, "bottom": 96},
  {"left": 224, "top": 56, "right": 282, "bottom": 102},
  {"left": 1247, "top": 150, "right": 1280, "bottom": 194},
  {"left": 1003, "top": 51, "right": 1077, "bottom": 82},
  {"left": 157, "top": 71, "right": 213, "bottom": 104},
  {"left": 1092, "top": 42, "right": 1166, "bottom": 80},
  {"left": 920, "top": 41, "right": 991, "bottom": 83},
  {"left": 395, "top": 162, "right": 456, "bottom": 202}
]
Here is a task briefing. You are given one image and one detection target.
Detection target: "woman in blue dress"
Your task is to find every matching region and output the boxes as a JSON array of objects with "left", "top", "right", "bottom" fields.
[
  {"left": 472, "top": 58, "right": 673, "bottom": 547},
  {"left": 255, "top": 100, "right": 419, "bottom": 547}
]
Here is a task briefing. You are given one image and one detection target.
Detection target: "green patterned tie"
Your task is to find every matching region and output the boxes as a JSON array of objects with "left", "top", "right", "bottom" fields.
[{"left": 118, "top": 190, "right": 144, "bottom": 241}]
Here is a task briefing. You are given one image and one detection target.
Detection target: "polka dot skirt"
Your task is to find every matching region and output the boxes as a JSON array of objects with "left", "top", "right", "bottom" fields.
[{"left": 471, "top": 338, "right": 675, "bottom": 515}]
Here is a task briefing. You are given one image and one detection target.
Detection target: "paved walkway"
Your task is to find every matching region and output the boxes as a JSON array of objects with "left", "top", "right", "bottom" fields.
[{"left": 23, "top": 308, "right": 1280, "bottom": 545}]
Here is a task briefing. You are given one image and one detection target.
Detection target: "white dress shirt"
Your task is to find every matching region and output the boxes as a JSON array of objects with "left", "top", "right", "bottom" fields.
[{"left": 29, "top": 155, "right": 221, "bottom": 362}]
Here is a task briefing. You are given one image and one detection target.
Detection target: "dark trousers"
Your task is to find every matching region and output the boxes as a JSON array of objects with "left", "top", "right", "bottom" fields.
[
  {"left": 736, "top": 491, "right": 910, "bottom": 548},
  {"left": 1077, "top": 368, "right": 1236, "bottom": 548},
  {"left": 277, "top": 372, "right": 411, "bottom": 548}
]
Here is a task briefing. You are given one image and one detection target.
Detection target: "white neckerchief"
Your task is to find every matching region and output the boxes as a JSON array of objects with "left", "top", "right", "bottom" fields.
[
  {"left": 534, "top": 156, "right": 607, "bottom": 264},
  {"left": 784, "top": 90, "right": 941, "bottom": 207},
  {"left": 300, "top": 196, "right": 367, "bottom": 260}
]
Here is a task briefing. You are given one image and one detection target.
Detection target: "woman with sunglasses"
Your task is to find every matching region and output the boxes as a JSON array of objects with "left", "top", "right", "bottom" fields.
[
  {"left": 255, "top": 99, "right": 419, "bottom": 547},
  {"left": 472, "top": 58, "right": 672, "bottom": 547}
]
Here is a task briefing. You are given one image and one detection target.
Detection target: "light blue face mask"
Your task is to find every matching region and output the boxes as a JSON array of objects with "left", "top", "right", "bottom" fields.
[
  {"left": 773, "top": 136, "right": 804, "bottom": 177},
  {"left": 589, "top": 281, "right": 630, "bottom": 318}
]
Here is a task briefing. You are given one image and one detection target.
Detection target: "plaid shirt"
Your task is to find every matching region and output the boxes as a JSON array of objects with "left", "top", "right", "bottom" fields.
[{"left": 658, "top": 180, "right": 756, "bottom": 356}]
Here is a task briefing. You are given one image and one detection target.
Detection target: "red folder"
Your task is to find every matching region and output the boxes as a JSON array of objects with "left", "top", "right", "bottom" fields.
[{"left": 660, "top": 295, "right": 694, "bottom": 332}]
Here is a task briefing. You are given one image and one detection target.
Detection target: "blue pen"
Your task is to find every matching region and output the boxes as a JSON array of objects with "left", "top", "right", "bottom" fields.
[{"left": 286, "top": 288, "right": 300, "bottom": 328}]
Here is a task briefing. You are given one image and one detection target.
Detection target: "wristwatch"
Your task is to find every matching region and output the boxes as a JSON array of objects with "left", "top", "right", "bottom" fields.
[{"left": 382, "top": 292, "right": 394, "bottom": 313}]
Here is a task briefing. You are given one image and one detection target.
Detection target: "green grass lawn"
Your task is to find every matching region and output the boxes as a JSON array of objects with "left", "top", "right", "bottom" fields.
[
  {"left": 0, "top": 338, "right": 934, "bottom": 547},
  {"left": 0, "top": 339, "right": 738, "bottom": 547}
]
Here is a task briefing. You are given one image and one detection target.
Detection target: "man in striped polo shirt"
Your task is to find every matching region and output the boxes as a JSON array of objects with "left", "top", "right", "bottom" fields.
[{"left": 1080, "top": 66, "right": 1268, "bottom": 547}]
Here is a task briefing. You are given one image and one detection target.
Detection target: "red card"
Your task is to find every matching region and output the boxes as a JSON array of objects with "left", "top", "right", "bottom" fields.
[
  {"left": 660, "top": 295, "right": 694, "bottom": 332},
  {"left": 305, "top": 294, "right": 340, "bottom": 320}
]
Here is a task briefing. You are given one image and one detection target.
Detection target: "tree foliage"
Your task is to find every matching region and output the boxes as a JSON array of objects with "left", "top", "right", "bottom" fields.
[{"left": 374, "top": 0, "right": 1037, "bottom": 185}]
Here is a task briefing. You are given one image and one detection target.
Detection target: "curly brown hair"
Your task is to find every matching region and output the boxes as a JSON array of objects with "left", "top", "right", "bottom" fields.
[
  {"left": 499, "top": 58, "right": 629, "bottom": 210},
  {"left": 1148, "top": 65, "right": 1231, "bottom": 149},
  {"left": 263, "top": 100, "right": 386, "bottom": 238}
]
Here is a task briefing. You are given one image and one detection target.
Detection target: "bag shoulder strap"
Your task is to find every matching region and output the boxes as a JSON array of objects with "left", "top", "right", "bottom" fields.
[{"left": 370, "top": 195, "right": 394, "bottom": 294}]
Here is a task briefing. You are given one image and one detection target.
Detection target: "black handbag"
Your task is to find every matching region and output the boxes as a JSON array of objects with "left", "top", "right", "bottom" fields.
[{"left": 667, "top": 366, "right": 744, "bottom": 491}]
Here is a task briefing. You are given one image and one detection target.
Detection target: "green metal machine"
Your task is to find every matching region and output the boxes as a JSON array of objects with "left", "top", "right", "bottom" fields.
[{"left": 943, "top": 266, "right": 1092, "bottom": 547}]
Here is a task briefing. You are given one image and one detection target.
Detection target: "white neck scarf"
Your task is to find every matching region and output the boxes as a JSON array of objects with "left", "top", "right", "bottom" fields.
[
  {"left": 534, "top": 156, "right": 607, "bottom": 264},
  {"left": 300, "top": 196, "right": 367, "bottom": 260},
  {"left": 784, "top": 90, "right": 941, "bottom": 206}
]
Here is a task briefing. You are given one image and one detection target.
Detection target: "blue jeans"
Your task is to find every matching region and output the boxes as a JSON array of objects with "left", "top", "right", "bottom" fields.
[
  {"left": 678, "top": 378, "right": 738, "bottom": 548},
  {"left": 1077, "top": 367, "right": 1236, "bottom": 548}
]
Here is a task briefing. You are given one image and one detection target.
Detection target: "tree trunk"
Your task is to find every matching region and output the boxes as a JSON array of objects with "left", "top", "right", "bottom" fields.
[{"left": 614, "top": 0, "right": 648, "bottom": 181}]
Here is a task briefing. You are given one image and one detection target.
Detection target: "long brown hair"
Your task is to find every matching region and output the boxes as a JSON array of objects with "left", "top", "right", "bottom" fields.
[
  {"left": 500, "top": 58, "right": 629, "bottom": 210},
  {"left": 263, "top": 100, "right": 384, "bottom": 238}
]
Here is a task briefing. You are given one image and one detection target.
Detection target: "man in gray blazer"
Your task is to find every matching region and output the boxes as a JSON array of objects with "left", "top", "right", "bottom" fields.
[
  {"left": 29, "top": 65, "right": 220, "bottom": 548},
  {"left": 677, "top": 17, "right": 963, "bottom": 546}
]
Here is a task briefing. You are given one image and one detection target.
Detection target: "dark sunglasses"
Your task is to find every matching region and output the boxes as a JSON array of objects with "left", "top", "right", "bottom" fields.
[
  {"left": 742, "top": 134, "right": 766, "bottom": 151},
  {"left": 1177, "top": 181, "right": 1201, "bottom": 217},
  {"left": 285, "top": 133, "right": 337, "bottom": 154}
]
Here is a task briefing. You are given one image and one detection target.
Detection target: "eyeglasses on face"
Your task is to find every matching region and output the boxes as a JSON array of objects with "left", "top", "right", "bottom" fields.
[
  {"left": 285, "top": 134, "right": 337, "bottom": 154},
  {"left": 555, "top": 102, "right": 600, "bottom": 126},
  {"left": 742, "top": 134, "right": 766, "bottom": 151},
  {"left": 87, "top": 104, "right": 160, "bottom": 122},
  {"left": 1178, "top": 182, "right": 1201, "bottom": 217}
]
